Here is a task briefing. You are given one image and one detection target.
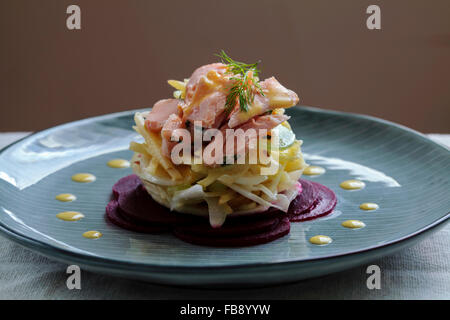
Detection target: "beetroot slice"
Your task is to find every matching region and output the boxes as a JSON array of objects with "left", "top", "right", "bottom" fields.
[
  {"left": 112, "top": 174, "right": 141, "bottom": 200},
  {"left": 117, "top": 181, "right": 199, "bottom": 225},
  {"left": 106, "top": 200, "right": 169, "bottom": 233},
  {"left": 173, "top": 217, "right": 290, "bottom": 247},
  {"left": 227, "top": 206, "right": 282, "bottom": 220},
  {"left": 107, "top": 174, "right": 337, "bottom": 247},
  {"left": 175, "top": 215, "right": 281, "bottom": 237},
  {"left": 288, "top": 179, "right": 318, "bottom": 216},
  {"left": 288, "top": 180, "right": 337, "bottom": 222}
]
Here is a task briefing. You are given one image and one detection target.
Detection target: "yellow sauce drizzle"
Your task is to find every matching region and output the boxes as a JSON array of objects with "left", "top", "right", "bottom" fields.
[
  {"left": 107, "top": 159, "right": 130, "bottom": 168},
  {"left": 309, "top": 235, "right": 333, "bottom": 245},
  {"left": 71, "top": 173, "right": 96, "bottom": 183},
  {"left": 82, "top": 231, "right": 103, "bottom": 239},
  {"left": 341, "top": 220, "right": 366, "bottom": 229},
  {"left": 56, "top": 211, "right": 85, "bottom": 221},
  {"left": 303, "top": 166, "right": 326, "bottom": 176},
  {"left": 55, "top": 193, "right": 77, "bottom": 202},
  {"left": 340, "top": 179, "right": 365, "bottom": 190},
  {"left": 360, "top": 202, "right": 379, "bottom": 211}
]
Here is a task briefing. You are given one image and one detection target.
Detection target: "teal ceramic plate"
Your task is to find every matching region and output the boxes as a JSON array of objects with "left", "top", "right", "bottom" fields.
[{"left": 0, "top": 106, "right": 448, "bottom": 287}]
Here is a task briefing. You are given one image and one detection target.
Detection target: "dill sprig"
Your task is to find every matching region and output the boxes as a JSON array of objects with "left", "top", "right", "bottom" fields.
[{"left": 216, "top": 50, "right": 264, "bottom": 112}]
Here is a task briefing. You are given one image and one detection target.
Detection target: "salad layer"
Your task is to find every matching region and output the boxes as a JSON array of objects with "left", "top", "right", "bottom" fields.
[{"left": 130, "top": 57, "right": 306, "bottom": 226}]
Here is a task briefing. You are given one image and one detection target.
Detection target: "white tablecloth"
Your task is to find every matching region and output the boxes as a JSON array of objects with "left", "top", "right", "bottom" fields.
[{"left": 0, "top": 132, "right": 449, "bottom": 299}]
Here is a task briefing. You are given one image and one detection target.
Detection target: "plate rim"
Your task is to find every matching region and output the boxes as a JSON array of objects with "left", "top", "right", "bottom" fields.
[{"left": 0, "top": 106, "right": 449, "bottom": 272}]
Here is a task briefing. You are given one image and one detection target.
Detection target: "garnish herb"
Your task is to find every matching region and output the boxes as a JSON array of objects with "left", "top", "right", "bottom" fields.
[{"left": 216, "top": 50, "right": 264, "bottom": 113}]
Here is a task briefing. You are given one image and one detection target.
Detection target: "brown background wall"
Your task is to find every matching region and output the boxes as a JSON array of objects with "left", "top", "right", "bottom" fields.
[{"left": 0, "top": 0, "right": 449, "bottom": 132}]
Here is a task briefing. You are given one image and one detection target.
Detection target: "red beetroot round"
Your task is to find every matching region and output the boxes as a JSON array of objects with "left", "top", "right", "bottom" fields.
[
  {"left": 288, "top": 180, "right": 337, "bottom": 222},
  {"left": 117, "top": 180, "right": 199, "bottom": 225},
  {"left": 288, "top": 179, "right": 318, "bottom": 216},
  {"left": 112, "top": 174, "right": 141, "bottom": 200},
  {"left": 173, "top": 217, "right": 290, "bottom": 247},
  {"left": 106, "top": 200, "right": 169, "bottom": 233},
  {"left": 106, "top": 174, "right": 337, "bottom": 246},
  {"left": 174, "top": 215, "right": 281, "bottom": 237}
]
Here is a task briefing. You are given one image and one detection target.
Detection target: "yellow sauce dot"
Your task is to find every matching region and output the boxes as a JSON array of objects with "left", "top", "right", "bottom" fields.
[
  {"left": 303, "top": 166, "right": 326, "bottom": 176},
  {"left": 71, "top": 173, "right": 96, "bottom": 183},
  {"left": 341, "top": 220, "right": 366, "bottom": 229},
  {"left": 56, "top": 211, "right": 85, "bottom": 221},
  {"left": 360, "top": 202, "right": 379, "bottom": 211},
  {"left": 55, "top": 193, "right": 76, "bottom": 202},
  {"left": 107, "top": 159, "right": 130, "bottom": 168},
  {"left": 309, "top": 235, "right": 333, "bottom": 245},
  {"left": 340, "top": 179, "right": 365, "bottom": 190},
  {"left": 82, "top": 231, "right": 103, "bottom": 239}
]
